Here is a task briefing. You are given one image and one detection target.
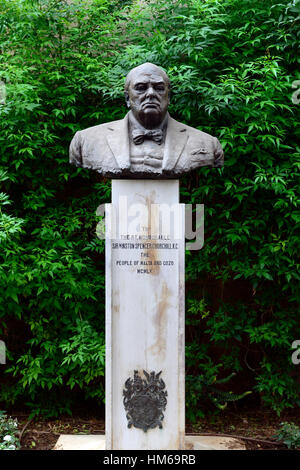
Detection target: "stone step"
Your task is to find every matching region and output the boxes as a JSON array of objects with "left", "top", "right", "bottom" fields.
[{"left": 53, "top": 434, "right": 246, "bottom": 451}]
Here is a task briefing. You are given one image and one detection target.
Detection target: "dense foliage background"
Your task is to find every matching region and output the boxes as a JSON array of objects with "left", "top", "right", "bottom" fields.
[{"left": 0, "top": 0, "right": 299, "bottom": 420}]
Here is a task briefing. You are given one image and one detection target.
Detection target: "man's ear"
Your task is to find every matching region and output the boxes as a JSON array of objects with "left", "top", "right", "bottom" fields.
[{"left": 124, "top": 91, "right": 130, "bottom": 108}]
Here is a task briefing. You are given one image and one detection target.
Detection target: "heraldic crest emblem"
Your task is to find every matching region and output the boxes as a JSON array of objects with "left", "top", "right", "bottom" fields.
[{"left": 123, "top": 370, "right": 168, "bottom": 432}]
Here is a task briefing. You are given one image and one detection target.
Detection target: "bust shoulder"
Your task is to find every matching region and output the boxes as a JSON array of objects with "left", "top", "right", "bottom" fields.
[
  {"left": 166, "top": 117, "right": 224, "bottom": 171},
  {"left": 77, "top": 117, "right": 126, "bottom": 139},
  {"left": 69, "top": 116, "right": 128, "bottom": 169}
]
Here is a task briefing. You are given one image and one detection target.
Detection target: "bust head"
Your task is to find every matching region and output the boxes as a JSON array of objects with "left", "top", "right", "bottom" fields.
[{"left": 124, "top": 63, "right": 170, "bottom": 130}]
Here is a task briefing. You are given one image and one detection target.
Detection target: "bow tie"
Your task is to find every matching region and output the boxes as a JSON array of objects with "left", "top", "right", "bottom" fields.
[{"left": 132, "top": 128, "right": 163, "bottom": 145}]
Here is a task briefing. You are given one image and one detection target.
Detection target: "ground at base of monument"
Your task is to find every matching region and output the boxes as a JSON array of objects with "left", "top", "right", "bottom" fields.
[
  {"left": 13, "top": 408, "right": 295, "bottom": 450},
  {"left": 52, "top": 434, "right": 246, "bottom": 451}
]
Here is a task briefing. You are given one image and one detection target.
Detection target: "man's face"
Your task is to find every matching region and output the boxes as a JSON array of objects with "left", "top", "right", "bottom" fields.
[{"left": 125, "top": 68, "right": 169, "bottom": 129}]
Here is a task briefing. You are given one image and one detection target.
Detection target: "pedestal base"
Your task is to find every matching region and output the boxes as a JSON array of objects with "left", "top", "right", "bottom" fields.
[{"left": 53, "top": 434, "right": 246, "bottom": 451}]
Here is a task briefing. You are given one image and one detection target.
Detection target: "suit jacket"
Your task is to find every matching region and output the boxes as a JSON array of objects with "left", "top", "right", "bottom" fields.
[{"left": 69, "top": 112, "right": 224, "bottom": 178}]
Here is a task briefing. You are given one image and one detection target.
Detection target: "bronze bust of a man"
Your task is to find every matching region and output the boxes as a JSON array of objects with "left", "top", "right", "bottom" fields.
[{"left": 69, "top": 63, "right": 224, "bottom": 178}]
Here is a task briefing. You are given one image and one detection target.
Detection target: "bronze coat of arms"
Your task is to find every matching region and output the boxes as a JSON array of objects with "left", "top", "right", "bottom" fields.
[{"left": 123, "top": 370, "right": 168, "bottom": 432}]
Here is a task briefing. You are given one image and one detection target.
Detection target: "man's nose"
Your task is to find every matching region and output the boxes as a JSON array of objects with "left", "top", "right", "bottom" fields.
[{"left": 145, "top": 86, "right": 156, "bottom": 97}]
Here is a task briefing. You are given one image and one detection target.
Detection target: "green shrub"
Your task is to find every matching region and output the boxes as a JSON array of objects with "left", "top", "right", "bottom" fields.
[
  {"left": 0, "top": 411, "right": 20, "bottom": 450},
  {"left": 274, "top": 422, "right": 300, "bottom": 449},
  {"left": 0, "top": 0, "right": 299, "bottom": 417}
]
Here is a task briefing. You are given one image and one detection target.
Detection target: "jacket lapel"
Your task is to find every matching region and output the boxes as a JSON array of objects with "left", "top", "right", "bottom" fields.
[
  {"left": 162, "top": 116, "right": 189, "bottom": 172},
  {"left": 105, "top": 113, "right": 131, "bottom": 170}
]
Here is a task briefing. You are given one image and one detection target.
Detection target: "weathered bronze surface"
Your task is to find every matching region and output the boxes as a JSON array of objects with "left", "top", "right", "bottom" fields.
[
  {"left": 69, "top": 63, "right": 224, "bottom": 178},
  {"left": 123, "top": 370, "right": 168, "bottom": 432}
]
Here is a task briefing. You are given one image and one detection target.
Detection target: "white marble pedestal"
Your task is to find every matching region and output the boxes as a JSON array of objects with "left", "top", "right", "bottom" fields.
[{"left": 105, "top": 180, "right": 185, "bottom": 450}]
